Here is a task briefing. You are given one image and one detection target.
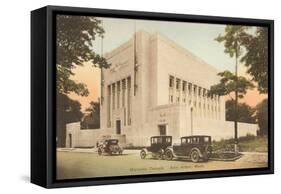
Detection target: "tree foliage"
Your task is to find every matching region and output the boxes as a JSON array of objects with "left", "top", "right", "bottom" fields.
[
  {"left": 56, "top": 16, "right": 110, "bottom": 146},
  {"left": 241, "top": 27, "right": 268, "bottom": 93},
  {"left": 215, "top": 25, "right": 249, "bottom": 58},
  {"left": 56, "top": 93, "right": 83, "bottom": 147},
  {"left": 56, "top": 15, "right": 110, "bottom": 96},
  {"left": 225, "top": 100, "right": 256, "bottom": 123},
  {"left": 216, "top": 25, "right": 268, "bottom": 94},
  {"left": 209, "top": 70, "right": 254, "bottom": 99},
  {"left": 81, "top": 101, "right": 101, "bottom": 129},
  {"left": 255, "top": 99, "right": 268, "bottom": 136}
]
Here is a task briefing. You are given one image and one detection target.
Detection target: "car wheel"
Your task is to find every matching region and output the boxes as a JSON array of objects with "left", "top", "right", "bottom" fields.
[
  {"left": 158, "top": 149, "right": 164, "bottom": 160},
  {"left": 165, "top": 150, "right": 173, "bottom": 160},
  {"left": 190, "top": 150, "right": 200, "bottom": 163},
  {"left": 119, "top": 150, "right": 123, "bottom": 155},
  {"left": 140, "top": 150, "right": 146, "bottom": 159}
]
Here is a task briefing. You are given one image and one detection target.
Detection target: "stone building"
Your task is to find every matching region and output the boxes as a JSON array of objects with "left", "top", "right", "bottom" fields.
[{"left": 65, "top": 31, "right": 258, "bottom": 148}]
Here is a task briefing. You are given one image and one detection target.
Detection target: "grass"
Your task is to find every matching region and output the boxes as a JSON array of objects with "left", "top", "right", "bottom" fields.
[{"left": 212, "top": 135, "right": 268, "bottom": 153}]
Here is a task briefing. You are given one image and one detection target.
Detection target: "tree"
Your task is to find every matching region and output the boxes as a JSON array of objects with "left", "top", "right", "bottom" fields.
[
  {"left": 225, "top": 100, "right": 256, "bottom": 124},
  {"left": 240, "top": 27, "right": 268, "bottom": 93},
  {"left": 213, "top": 25, "right": 253, "bottom": 151},
  {"left": 56, "top": 15, "right": 110, "bottom": 96},
  {"left": 56, "top": 93, "right": 83, "bottom": 147},
  {"left": 256, "top": 99, "right": 268, "bottom": 136},
  {"left": 81, "top": 101, "right": 100, "bottom": 129},
  {"left": 56, "top": 15, "right": 110, "bottom": 146}
]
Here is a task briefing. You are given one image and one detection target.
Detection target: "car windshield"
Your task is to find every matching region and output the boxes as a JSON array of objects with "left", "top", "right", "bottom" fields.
[
  {"left": 181, "top": 137, "right": 210, "bottom": 144},
  {"left": 151, "top": 137, "right": 162, "bottom": 144},
  {"left": 202, "top": 137, "right": 211, "bottom": 143},
  {"left": 108, "top": 140, "right": 118, "bottom": 144},
  {"left": 165, "top": 137, "right": 171, "bottom": 143},
  {"left": 181, "top": 138, "right": 191, "bottom": 144}
]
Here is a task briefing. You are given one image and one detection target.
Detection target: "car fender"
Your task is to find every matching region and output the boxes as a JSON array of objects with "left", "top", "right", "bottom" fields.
[
  {"left": 165, "top": 147, "right": 176, "bottom": 157},
  {"left": 141, "top": 148, "right": 148, "bottom": 154},
  {"left": 190, "top": 147, "right": 203, "bottom": 157}
]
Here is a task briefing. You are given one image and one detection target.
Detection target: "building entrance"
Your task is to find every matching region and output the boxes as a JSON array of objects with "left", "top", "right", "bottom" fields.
[
  {"left": 116, "top": 120, "right": 121, "bottom": 134},
  {"left": 158, "top": 125, "right": 167, "bottom": 135}
]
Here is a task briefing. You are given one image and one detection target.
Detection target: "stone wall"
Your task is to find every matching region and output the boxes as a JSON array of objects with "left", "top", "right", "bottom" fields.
[{"left": 66, "top": 120, "right": 258, "bottom": 148}]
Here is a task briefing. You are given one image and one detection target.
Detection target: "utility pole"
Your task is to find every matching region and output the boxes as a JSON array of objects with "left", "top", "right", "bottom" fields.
[{"left": 234, "top": 42, "right": 239, "bottom": 153}]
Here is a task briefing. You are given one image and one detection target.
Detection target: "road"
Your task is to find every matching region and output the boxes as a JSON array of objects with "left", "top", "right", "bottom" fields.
[{"left": 57, "top": 149, "right": 268, "bottom": 180}]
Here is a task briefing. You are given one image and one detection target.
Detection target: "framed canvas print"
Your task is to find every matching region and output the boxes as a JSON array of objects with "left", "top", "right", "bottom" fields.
[{"left": 31, "top": 5, "right": 274, "bottom": 188}]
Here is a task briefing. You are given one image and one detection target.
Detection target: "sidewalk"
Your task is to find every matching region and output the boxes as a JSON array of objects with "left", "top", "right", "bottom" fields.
[{"left": 57, "top": 148, "right": 141, "bottom": 154}]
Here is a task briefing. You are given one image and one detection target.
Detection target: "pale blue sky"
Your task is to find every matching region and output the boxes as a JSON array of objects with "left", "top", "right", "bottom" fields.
[{"left": 93, "top": 17, "right": 238, "bottom": 72}]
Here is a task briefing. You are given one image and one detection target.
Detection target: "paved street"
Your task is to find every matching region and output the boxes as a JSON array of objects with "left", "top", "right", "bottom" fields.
[{"left": 57, "top": 149, "right": 268, "bottom": 180}]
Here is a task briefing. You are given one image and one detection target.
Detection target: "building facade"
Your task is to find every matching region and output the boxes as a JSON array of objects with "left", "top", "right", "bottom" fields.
[{"left": 65, "top": 31, "right": 258, "bottom": 148}]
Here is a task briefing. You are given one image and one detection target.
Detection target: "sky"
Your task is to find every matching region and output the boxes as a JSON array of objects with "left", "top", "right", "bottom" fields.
[{"left": 68, "top": 17, "right": 267, "bottom": 111}]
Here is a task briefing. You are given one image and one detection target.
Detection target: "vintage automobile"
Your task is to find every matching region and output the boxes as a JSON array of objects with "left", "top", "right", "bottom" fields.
[
  {"left": 140, "top": 136, "right": 172, "bottom": 159},
  {"left": 97, "top": 139, "right": 123, "bottom": 155},
  {"left": 164, "top": 135, "right": 212, "bottom": 162}
]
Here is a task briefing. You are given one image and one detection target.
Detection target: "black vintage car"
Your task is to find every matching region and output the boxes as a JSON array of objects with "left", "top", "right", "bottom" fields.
[
  {"left": 165, "top": 136, "right": 212, "bottom": 162},
  {"left": 97, "top": 139, "right": 123, "bottom": 155},
  {"left": 140, "top": 136, "right": 172, "bottom": 159}
]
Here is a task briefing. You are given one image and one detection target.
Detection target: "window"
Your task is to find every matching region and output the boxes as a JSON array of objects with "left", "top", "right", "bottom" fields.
[
  {"left": 188, "top": 83, "right": 192, "bottom": 94},
  {"left": 166, "top": 137, "right": 171, "bottom": 143},
  {"left": 182, "top": 81, "right": 187, "bottom": 91},
  {"left": 177, "top": 97, "right": 180, "bottom": 103},
  {"left": 127, "top": 77, "right": 131, "bottom": 125},
  {"left": 192, "top": 137, "right": 199, "bottom": 144},
  {"left": 107, "top": 85, "right": 111, "bottom": 127},
  {"left": 117, "top": 81, "right": 120, "bottom": 108},
  {"left": 176, "top": 78, "right": 180, "bottom": 90},
  {"left": 122, "top": 79, "right": 126, "bottom": 107},
  {"left": 169, "top": 76, "right": 174, "bottom": 88},
  {"left": 198, "top": 87, "right": 201, "bottom": 96},
  {"left": 112, "top": 84, "right": 116, "bottom": 109},
  {"left": 170, "top": 95, "right": 173, "bottom": 103}
]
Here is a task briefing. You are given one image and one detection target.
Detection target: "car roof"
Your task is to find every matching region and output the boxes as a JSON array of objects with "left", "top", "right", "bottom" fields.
[
  {"left": 105, "top": 139, "right": 118, "bottom": 141},
  {"left": 151, "top": 136, "right": 172, "bottom": 138},
  {"left": 181, "top": 135, "right": 211, "bottom": 138}
]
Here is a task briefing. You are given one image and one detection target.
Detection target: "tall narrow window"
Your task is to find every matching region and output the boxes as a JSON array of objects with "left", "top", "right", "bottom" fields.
[
  {"left": 176, "top": 78, "right": 180, "bottom": 90},
  {"left": 112, "top": 83, "right": 116, "bottom": 110},
  {"left": 193, "top": 85, "right": 197, "bottom": 96},
  {"left": 117, "top": 81, "right": 120, "bottom": 109},
  {"left": 188, "top": 83, "right": 192, "bottom": 94},
  {"left": 122, "top": 79, "right": 126, "bottom": 107},
  {"left": 107, "top": 85, "right": 111, "bottom": 127},
  {"left": 169, "top": 76, "right": 174, "bottom": 88},
  {"left": 127, "top": 77, "right": 131, "bottom": 125},
  {"left": 182, "top": 81, "right": 187, "bottom": 92}
]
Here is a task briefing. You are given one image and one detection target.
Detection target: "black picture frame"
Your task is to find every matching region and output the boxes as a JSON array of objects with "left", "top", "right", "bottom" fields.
[{"left": 31, "top": 5, "right": 274, "bottom": 188}]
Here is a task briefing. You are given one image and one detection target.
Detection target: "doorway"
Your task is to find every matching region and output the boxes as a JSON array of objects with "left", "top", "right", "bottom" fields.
[
  {"left": 116, "top": 120, "right": 121, "bottom": 134},
  {"left": 158, "top": 125, "right": 167, "bottom": 135},
  {"left": 68, "top": 134, "right": 72, "bottom": 148}
]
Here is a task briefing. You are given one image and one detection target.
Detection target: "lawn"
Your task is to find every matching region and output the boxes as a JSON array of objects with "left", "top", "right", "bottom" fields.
[{"left": 212, "top": 135, "right": 268, "bottom": 153}]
